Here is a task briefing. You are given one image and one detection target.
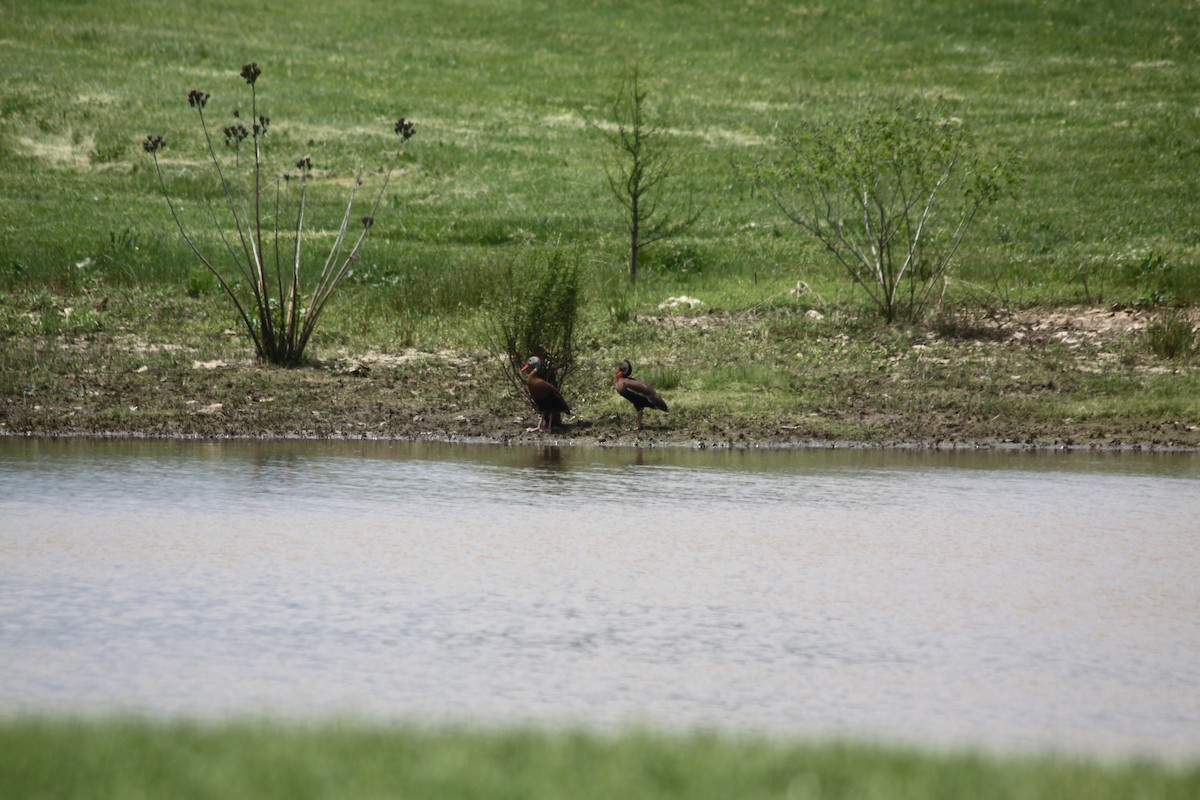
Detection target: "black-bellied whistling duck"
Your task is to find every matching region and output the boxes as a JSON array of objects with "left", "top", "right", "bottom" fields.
[
  {"left": 614, "top": 359, "right": 668, "bottom": 430},
  {"left": 521, "top": 356, "right": 571, "bottom": 433}
]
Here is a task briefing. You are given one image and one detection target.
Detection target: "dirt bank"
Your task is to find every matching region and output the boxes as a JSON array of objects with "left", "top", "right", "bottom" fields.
[{"left": 3, "top": 303, "right": 1198, "bottom": 451}]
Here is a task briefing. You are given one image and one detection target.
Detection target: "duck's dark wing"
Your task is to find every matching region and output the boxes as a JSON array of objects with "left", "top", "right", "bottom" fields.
[
  {"left": 530, "top": 376, "right": 571, "bottom": 414},
  {"left": 616, "top": 377, "right": 668, "bottom": 412}
]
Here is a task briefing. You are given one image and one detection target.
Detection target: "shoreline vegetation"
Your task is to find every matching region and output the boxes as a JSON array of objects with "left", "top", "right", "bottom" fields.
[{"left": 3, "top": 288, "right": 1198, "bottom": 451}]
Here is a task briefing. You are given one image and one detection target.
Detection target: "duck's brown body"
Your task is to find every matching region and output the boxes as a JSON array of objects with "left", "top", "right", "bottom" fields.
[
  {"left": 614, "top": 360, "right": 668, "bottom": 430},
  {"left": 521, "top": 357, "right": 570, "bottom": 433}
]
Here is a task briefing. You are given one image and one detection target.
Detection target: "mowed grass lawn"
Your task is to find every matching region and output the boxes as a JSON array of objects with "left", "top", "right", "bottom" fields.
[{"left": 1, "top": 0, "right": 1197, "bottom": 310}]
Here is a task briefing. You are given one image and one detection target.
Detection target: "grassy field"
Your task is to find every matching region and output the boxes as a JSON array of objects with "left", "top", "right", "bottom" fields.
[
  {"left": 2, "top": 0, "right": 1198, "bottom": 307},
  {"left": 2, "top": 717, "right": 1198, "bottom": 800}
]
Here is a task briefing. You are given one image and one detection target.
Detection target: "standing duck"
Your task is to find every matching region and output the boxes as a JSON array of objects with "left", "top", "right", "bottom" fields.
[
  {"left": 521, "top": 356, "right": 571, "bottom": 433},
  {"left": 614, "top": 360, "right": 668, "bottom": 430}
]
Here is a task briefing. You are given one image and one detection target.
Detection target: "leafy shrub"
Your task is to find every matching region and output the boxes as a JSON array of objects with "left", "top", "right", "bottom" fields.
[
  {"left": 491, "top": 246, "right": 582, "bottom": 400},
  {"left": 753, "top": 98, "right": 1019, "bottom": 323},
  {"left": 1126, "top": 251, "right": 1173, "bottom": 307}
]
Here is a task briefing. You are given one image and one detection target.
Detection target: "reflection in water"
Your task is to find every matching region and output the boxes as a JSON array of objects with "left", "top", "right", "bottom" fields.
[
  {"left": 1, "top": 437, "right": 1199, "bottom": 762},
  {"left": 532, "top": 445, "right": 564, "bottom": 468}
]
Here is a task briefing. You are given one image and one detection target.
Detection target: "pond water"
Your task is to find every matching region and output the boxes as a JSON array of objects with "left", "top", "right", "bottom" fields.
[{"left": 2, "top": 436, "right": 1198, "bottom": 761}]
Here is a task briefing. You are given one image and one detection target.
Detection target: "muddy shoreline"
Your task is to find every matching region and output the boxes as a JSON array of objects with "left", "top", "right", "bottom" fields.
[
  {"left": 4, "top": 301, "right": 1198, "bottom": 453},
  {"left": 5, "top": 426, "right": 1197, "bottom": 454}
]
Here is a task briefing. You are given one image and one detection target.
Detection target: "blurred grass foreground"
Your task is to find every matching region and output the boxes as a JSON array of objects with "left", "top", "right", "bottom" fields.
[{"left": 1, "top": 717, "right": 1198, "bottom": 800}]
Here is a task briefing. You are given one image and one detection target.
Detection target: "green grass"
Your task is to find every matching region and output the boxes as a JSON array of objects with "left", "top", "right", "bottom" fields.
[
  {"left": 1, "top": 717, "right": 1196, "bottom": 800},
  {"left": 1, "top": 0, "right": 1197, "bottom": 313}
]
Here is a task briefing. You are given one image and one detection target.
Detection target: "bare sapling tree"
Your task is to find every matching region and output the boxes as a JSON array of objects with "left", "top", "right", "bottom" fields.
[
  {"left": 596, "top": 66, "right": 700, "bottom": 282},
  {"left": 754, "top": 99, "right": 1017, "bottom": 322},
  {"left": 143, "top": 62, "right": 416, "bottom": 365}
]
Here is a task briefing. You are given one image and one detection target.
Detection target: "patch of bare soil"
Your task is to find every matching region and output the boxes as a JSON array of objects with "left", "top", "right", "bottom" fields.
[{"left": 973, "top": 306, "right": 1164, "bottom": 344}]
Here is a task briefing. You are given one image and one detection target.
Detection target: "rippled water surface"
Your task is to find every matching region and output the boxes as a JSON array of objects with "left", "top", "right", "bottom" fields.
[{"left": 2, "top": 437, "right": 1198, "bottom": 760}]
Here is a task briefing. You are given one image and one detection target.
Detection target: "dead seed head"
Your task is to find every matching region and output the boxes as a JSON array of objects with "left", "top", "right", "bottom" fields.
[
  {"left": 362, "top": 216, "right": 374, "bottom": 228},
  {"left": 394, "top": 118, "right": 416, "bottom": 140},
  {"left": 295, "top": 156, "right": 312, "bottom": 172},
  {"left": 254, "top": 115, "right": 270, "bottom": 137},
  {"left": 142, "top": 134, "right": 165, "bottom": 154},
  {"left": 223, "top": 123, "right": 250, "bottom": 146},
  {"left": 240, "top": 62, "right": 261, "bottom": 85},
  {"left": 187, "top": 89, "right": 209, "bottom": 109}
]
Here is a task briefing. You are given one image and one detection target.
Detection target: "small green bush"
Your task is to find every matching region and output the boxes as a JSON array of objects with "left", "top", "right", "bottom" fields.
[
  {"left": 185, "top": 267, "right": 217, "bottom": 298},
  {"left": 491, "top": 246, "right": 583, "bottom": 399},
  {"left": 1124, "top": 252, "right": 1200, "bottom": 308},
  {"left": 1162, "top": 261, "right": 1200, "bottom": 306},
  {"left": 752, "top": 98, "right": 1019, "bottom": 323},
  {"left": 1146, "top": 310, "right": 1197, "bottom": 359}
]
